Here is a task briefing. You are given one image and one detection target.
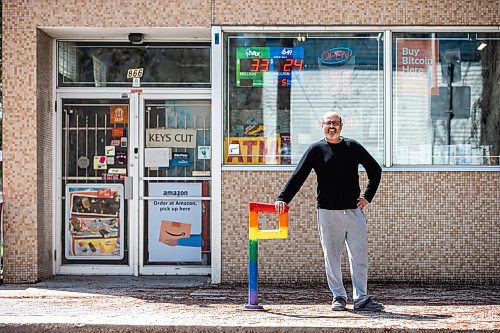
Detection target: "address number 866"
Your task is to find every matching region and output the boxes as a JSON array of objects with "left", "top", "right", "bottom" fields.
[{"left": 127, "top": 68, "right": 144, "bottom": 79}]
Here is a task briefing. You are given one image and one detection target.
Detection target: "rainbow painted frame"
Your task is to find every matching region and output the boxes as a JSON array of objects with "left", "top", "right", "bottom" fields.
[{"left": 245, "top": 202, "right": 289, "bottom": 310}]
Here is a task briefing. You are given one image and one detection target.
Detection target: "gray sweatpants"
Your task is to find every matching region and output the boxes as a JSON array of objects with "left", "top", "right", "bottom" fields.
[{"left": 317, "top": 208, "right": 369, "bottom": 306}]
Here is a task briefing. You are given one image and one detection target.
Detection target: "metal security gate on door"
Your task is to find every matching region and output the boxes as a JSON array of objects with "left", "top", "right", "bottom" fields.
[
  {"left": 55, "top": 91, "right": 212, "bottom": 276},
  {"left": 138, "top": 95, "right": 212, "bottom": 275},
  {"left": 56, "top": 92, "right": 138, "bottom": 275}
]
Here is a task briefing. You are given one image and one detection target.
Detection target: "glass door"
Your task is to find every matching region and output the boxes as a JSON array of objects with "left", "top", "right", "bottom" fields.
[
  {"left": 139, "top": 96, "right": 212, "bottom": 275},
  {"left": 57, "top": 93, "right": 136, "bottom": 275},
  {"left": 56, "top": 92, "right": 211, "bottom": 276}
]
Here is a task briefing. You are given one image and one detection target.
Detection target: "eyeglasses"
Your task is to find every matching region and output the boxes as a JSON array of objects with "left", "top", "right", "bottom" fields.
[{"left": 323, "top": 121, "right": 341, "bottom": 126}]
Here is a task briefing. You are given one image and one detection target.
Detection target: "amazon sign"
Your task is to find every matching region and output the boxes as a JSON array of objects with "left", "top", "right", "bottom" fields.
[{"left": 147, "top": 182, "right": 202, "bottom": 262}]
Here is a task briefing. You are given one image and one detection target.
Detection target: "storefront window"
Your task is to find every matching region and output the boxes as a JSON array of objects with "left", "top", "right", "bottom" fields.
[
  {"left": 58, "top": 42, "right": 211, "bottom": 87},
  {"left": 393, "top": 32, "right": 500, "bottom": 165},
  {"left": 224, "top": 33, "right": 384, "bottom": 166}
]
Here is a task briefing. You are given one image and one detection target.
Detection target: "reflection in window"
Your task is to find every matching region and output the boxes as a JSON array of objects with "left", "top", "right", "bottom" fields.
[
  {"left": 393, "top": 32, "right": 500, "bottom": 165},
  {"left": 224, "top": 33, "right": 384, "bottom": 166},
  {"left": 58, "top": 42, "right": 77, "bottom": 83},
  {"left": 143, "top": 100, "right": 211, "bottom": 178},
  {"left": 57, "top": 42, "right": 211, "bottom": 88}
]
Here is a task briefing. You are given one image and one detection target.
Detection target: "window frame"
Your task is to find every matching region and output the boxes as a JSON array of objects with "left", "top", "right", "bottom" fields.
[
  {"left": 56, "top": 41, "right": 212, "bottom": 88},
  {"left": 220, "top": 26, "right": 500, "bottom": 171}
]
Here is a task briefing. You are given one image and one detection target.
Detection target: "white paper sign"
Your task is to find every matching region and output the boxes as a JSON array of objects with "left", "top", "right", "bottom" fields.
[
  {"left": 108, "top": 168, "right": 126, "bottom": 174},
  {"left": 105, "top": 146, "right": 115, "bottom": 156},
  {"left": 145, "top": 148, "right": 170, "bottom": 168},
  {"left": 148, "top": 183, "right": 202, "bottom": 262},
  {"left": 228, "top": 143, "right": 240, "bottom": 155},
  {"left": 198, "top": 146, "right": 211, "bottom": 160}
]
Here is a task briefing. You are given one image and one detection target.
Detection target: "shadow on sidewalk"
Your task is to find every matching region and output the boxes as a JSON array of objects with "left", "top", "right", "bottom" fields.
[
  {"left": 1, "top": 278, "right": 499, "bottom": 308},
  {"left": 266, "top": 309, "right": 452, "bottom": 321}
]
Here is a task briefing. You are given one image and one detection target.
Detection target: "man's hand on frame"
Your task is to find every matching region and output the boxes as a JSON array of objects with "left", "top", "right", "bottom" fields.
[{"left": 275, "top": 201, "right": 287, "bottom": 214}]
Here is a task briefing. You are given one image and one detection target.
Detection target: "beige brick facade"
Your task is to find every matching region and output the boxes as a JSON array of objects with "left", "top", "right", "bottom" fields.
[
  {"left": 213, "top": 0, "right": 499, "bottom": 25},
  {"left": 36, "top": 30, "right": 54, "bottom": 281},
  {"left": 3, "top": 3, "right": 39, "bottom": 283},
  {"left": 222, "top": 171, "right": 500, "bottom": 284},
  {"left": 2, "top": 0, "right": 499, "bottom": 283}
]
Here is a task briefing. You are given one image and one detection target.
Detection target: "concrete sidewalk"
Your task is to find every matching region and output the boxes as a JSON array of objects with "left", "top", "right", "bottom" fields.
[{"left": 0, "top": 276, "right": 499, "bottom": 332}]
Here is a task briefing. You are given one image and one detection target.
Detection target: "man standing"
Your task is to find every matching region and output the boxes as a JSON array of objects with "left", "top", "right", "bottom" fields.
[{"left": 275, "top": 112, "right": 384, "bottom": 311}]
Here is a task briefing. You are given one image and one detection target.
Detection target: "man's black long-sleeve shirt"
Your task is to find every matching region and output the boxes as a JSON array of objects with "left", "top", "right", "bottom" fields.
[{"left": 277, "top": 138, "right": 382, "bottom": 210}]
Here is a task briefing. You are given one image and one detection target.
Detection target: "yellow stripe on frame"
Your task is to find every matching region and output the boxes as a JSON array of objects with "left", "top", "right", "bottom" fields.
[{"left": 250, "top": 226, "right": 288, "bottom": 240}]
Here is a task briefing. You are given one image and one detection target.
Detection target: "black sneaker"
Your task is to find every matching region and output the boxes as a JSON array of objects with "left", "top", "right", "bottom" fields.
[
  {"left": 332, "top": 296, "right": 347, "bottom": 311},
  {"left": 354, "top": 297, "right": 384, "bottom": 312}
]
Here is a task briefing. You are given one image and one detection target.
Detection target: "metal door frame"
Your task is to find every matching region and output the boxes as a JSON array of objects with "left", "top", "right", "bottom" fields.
[
  {"left": 54, "top": 89, "right": 219, "bottom": 277},
  {"left": 55, "top": 90, "right": 139, "bottom": 275},
  {"left": 138, "top": 91, "right": 213, "bottom": 276}
]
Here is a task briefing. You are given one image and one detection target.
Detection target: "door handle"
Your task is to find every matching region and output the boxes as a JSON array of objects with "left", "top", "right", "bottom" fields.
[{"left": 124, "top": 176, "right": 133, "bottom": 200}]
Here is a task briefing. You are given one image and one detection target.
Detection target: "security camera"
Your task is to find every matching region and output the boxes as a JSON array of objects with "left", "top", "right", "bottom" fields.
[{"left": 128, "top": 33, "right": 144, "bottom": 45}]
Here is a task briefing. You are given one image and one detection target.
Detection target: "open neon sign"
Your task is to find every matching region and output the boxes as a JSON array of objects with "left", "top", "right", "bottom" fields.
[{"left": 319, "top": 47, "right": 353, "bottom": 65}]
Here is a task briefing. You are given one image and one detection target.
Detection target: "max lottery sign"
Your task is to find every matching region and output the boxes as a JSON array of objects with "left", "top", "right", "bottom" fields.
[{"left": 146, "top": 128, "right": 197, "bottom": 148}]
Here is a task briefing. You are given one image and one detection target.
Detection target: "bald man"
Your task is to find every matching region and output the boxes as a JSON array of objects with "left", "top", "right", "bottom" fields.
[{"left": 275, "top": 112, "right": 384, "bottom": 312}]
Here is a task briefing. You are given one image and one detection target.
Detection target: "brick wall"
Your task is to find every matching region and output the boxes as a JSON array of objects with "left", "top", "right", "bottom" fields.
[
  {"left": 221, "top": 171, "right": 500, "bottom": 284},
  {"left": 2, "top": 0, "right": 499, "bottom": 283},
  {"left": 2, "top": 0, "right": 212, "bottom": 283},
  {"left": 213, "top": 0, "right": 499, "bottom": 25},
  {"left": 36, "top": 30, "right": 54, "bottom": 281},
  {"left": 3, "top": 2, "right": 39, "bottom": 283}
]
